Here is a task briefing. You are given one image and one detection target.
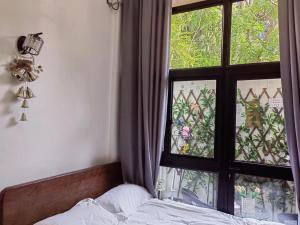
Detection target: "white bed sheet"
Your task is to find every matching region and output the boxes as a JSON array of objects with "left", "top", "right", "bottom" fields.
[
  {"left": 119, "top": 199, "right": 283, "bottom": 225},
  {"left": 34, "top": 199, "right": 118, "bottom": 225}
]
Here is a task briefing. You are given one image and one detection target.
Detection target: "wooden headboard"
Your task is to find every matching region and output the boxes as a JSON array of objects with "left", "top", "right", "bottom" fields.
[{"left": 0, "top": 162, "right": 122, "bottom": 225}]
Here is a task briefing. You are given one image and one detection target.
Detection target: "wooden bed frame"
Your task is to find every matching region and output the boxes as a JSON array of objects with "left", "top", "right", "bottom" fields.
[{"left": 0, "top": 162, "right": 123, "bottom": 225}]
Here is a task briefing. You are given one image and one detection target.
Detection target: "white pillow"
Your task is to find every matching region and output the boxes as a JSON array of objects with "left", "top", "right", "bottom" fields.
[
  {"left": 34, "top": 199, "right": 118, "bottom": 225},
  {"left": 95, "top": 184, "right": 152, "bottom": 216}
]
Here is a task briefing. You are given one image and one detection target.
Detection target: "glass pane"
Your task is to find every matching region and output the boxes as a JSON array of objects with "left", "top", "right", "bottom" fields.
[
  {"left": 157, "top": 167, "right": 218, "bottom": 208},
  {"left": 170, "top": 6, "right": 223, "bottom": 69},
  {"left": 235, "top": 79, "right": 289, "bottom": 166},
  {"left": 231, "top": 0, "right": 280, "bottom": 65},
  {"left": 234, "top": 174, "right": 297, "bottom": 224},
  {"left": 171, "top": 80, "right": 216, "bottom": 158}
]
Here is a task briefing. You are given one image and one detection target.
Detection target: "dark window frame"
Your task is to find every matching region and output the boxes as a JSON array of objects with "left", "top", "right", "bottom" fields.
[{"left": 161, "top": 0, "right": 294, "bottom": 215}]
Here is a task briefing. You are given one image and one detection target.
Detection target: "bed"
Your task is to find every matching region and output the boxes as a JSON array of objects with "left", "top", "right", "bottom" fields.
[
  {"left": 118, "top": 198, "right": 282, "bottom": 225},
  {"left": 0, "top": 162, "right": 123, "bottom": 225},
  {"left": 32, "top": 188, "right": 284, "bottom": 225},
  {"left": 0, "top": 162, "right": 285, "bottom": 225}
]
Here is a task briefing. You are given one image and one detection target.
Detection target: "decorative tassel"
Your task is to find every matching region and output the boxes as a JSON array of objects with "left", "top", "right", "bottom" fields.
[
  {"left": 21, "top": 100, "right": 29, "bottom": 108},
  {"left": 20, "top": 113, "right": 27, "bottom": 121}
]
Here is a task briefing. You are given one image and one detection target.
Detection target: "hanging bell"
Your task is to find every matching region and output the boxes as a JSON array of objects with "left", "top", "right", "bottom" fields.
[
  {"left": 11, "top": 68, "right": 26, "bottom": 80},
  {"left": 16, "top": 86, "right": 25, "bottom": 98},
  {"left": 21, "top": 99, "right": 29, "bottom": 108},
  {"left": 27, "top": 71, "right": 39, "bottom": 82},
  {"left": 20, "top": 113, "right": 27, "bottom": 121},
  {"left": 26, "top": 87, "right": 35, "bottom": 99}
]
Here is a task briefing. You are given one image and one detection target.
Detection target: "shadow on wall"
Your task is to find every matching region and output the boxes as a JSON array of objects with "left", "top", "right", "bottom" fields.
[{"left": 0, "top": 36, "right": 22, "bottom": 127}]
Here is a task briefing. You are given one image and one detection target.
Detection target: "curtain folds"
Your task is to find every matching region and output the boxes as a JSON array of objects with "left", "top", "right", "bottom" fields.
[
  {"left": 118, "top": 0, "right": 171, "bottom": 196},
  {"left": 279, "top": 0, "right": 300, "bottom": 214}
]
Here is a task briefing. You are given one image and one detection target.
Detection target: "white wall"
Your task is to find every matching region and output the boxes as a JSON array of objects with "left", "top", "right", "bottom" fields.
[{"left": 0, "top": 0, "right": 120, "bottom": 191}]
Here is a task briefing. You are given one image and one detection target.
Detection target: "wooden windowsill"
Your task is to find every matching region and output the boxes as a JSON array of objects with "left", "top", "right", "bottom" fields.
[{"left": 172, "top": 0, "right": 206, "bottom": 7}]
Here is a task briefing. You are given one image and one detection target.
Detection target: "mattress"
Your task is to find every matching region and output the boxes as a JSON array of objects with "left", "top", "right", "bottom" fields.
[{"left": 119, "top": 199, "right": 283, "bottom": 225}]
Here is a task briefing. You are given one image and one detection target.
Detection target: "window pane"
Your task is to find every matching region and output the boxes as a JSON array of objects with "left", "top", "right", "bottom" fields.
[
  {"left": 171, "top": 80, "right": 216, "bottom": 158},
  {"left": 235, "top": 79, "right": 289, "bottom": 166},
  {"left": 157, "top": 167, "right": 218, "bottom": 208},
  {"left": 231, "top": 0, "right": 280, "bottom": 65},
  {"left": 234, "top": 174, "right": 297, "bottom": 223},
  {"left": 170, "top": 6, "right": 223, "bottom": 69}
]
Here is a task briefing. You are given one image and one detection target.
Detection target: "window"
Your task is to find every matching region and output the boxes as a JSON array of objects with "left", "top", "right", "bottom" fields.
[
  {"left": 171, "top": 6, "right": 223, "bottom": 68},
  {"left": 235, "top": 79, "right": 289, "bottom": 166},
  {"left": 231, "top": 0, "right": 280, "bottom": 64},
  {"left": 159, "top": 167, "right": 218, "bottom": 208},
  {"left": 171, "top": 80, "right": 216, "bottom": 158},
  {"left": 234, "top": 175, "right": 297, "bottom": 221},
  {"left": 160, "top": 0, "right": 297, "bottom": 224}
]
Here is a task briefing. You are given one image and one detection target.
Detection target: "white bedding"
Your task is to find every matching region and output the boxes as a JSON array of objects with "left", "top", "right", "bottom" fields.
[
  {"left": 119, "top": 199, "right": 283, "bottom": 225},
  {"left": 34, "top": 198, "right": 284, "bottom": 225},
  {"left": 34, "top": 199, "right": 118, "bottom": 225}
]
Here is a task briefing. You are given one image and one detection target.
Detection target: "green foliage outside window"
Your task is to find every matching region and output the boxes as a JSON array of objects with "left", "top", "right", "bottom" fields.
[
  {"left": 170, "top": 6, "right": 222, "bottom": 68},
  {"left": 170, "top": 0, "right": 279, "bottom": 68},
  {"left": 231, "top": 0, "right": 279, "bottom": 64}
]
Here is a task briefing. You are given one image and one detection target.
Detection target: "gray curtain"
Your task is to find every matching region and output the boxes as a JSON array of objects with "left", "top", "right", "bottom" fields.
[
  {"left": 279, "top": 0, "right": 300, "bottom": 213},
  {"left": 118, "top": 0, "right": 171, "bottom": 196}
]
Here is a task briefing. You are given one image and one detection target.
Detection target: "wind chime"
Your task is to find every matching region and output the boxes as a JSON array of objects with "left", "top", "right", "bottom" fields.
[{"left": 9, "top": 33, "right": 44, "bottom": 121}]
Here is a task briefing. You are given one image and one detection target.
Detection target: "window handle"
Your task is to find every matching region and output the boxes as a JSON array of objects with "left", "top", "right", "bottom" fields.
[{"left": 228, "top": 167, "right": 240, "bottom": 180}]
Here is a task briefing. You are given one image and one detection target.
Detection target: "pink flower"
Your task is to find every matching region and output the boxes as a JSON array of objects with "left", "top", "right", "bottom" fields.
[{"left": 181, "top": 126, "right": 191, "bottom": 140}]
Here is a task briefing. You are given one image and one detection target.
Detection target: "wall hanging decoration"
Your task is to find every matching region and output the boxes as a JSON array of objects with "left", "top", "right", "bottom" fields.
[{"left": 8, "top": 32, "right": 44, "bottom": 122}]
